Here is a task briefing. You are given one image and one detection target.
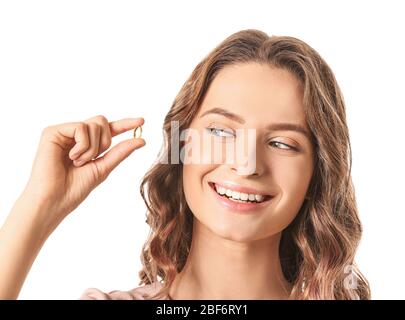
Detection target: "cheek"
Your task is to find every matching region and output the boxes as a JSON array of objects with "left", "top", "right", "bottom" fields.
[
  {"left": 273, "top": 155, "right": 313, "bottom": 199},
  {"left": 182, "top": 163, "right": 215, "bottom": 217},
  {"left": 200, "top": 134, "right": 229, "bottom": 165},
  {"left": 182, "top": 128, "right": 223, "bottom": 222},
  {"left": 263, "top": 155, "right": 313, "bottom": 232},
  {"left": 182, "top": 164, "right": 198, "bottom": 203}
]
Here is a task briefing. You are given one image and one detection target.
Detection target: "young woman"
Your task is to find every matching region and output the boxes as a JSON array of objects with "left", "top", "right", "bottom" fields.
[{"left": 0, "top": 29, "right": 370, "bottom": 300}]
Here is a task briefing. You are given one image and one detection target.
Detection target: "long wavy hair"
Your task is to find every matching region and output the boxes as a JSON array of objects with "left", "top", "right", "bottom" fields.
[{"left": 138, "top": 29, "right": 370, "bottom": 299}]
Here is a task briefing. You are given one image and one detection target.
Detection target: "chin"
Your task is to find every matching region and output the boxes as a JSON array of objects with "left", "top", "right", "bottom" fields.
[{"left": 205, "top": 219, "right": 265, "bottom": 243}]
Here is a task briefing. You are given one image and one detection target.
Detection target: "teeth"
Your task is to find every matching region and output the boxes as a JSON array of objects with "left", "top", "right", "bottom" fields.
[
  {"left": 231, "top": 191, "right": 240, "bottom": 200},
  {"left": 218, "top": 186, "right": 226, "bottom": 195},
  {"left": 255, "top": 194, "right": 264, "bottom": 202},
  {"left": 214, "top": 183, "right": 267, "bottom": 203},
  {"left": 240, "top": 193, "right": 248, "bottom": 201}
]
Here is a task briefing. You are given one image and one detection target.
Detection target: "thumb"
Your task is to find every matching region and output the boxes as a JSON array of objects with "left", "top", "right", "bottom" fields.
[{"left": 94, "top": 138, "right": 146, "bottom": 179}]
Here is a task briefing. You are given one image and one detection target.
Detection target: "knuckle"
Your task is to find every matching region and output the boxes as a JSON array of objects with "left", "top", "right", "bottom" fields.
[
  {"left": 87, "top": 122, "right": 99, "bottom": 130},
  {"left": 77, "top": 122, "right": 90, "bottom": 145},
  {"left": 41, "top": 125, "right": 55, "bottom": 138},
  {"left": 96, "top": 115, "right": 108, "bottom": 124},
  {"left": 41, "top": 126, "right": 51, "bottom": 135},
  {"left": 77, "top": 121, "right": 88, "bottom": 130}
]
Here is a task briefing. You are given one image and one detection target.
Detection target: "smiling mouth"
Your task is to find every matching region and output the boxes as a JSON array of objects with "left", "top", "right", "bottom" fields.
[{"left": 208, "top": 182, "right": 273, "bottom": 204}]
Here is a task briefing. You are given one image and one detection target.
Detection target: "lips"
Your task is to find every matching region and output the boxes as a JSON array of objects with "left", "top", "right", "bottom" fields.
[
  {"left": 209, "top": 181, "right": 272, "bottom": 198},
  {"left": 208, "top": 181, "right": 274, "bottom": 213}
]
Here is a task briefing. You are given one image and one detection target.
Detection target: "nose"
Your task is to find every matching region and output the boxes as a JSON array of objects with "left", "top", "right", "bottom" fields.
[
  {"left": 231, "top": 156, "right": 264, "bottom": 177},
  {"left": 232, "top": 166, "right": 258, "bottom": 176},
  {"left": 229, "top": 131, "right": 265, "bottom": 177}
]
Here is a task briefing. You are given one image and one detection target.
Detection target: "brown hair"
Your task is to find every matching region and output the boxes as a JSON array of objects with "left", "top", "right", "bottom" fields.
[{"left": 138, "top": 29, "right": 370, "bottom": 299}]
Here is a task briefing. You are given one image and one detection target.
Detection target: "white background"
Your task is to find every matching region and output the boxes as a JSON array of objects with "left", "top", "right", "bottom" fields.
[{"left": 0, "top": 0, "right": 404, "bottom": 299}]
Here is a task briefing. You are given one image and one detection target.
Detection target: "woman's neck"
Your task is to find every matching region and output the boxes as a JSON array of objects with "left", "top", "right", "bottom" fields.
[{"left": 169, "top": 219, "right": 291, "bottom": 299}]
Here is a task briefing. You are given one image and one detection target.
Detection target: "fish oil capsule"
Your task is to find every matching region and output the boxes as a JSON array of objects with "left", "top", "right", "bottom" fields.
[{"left": 133, "top": 125, "right": 142, "bottom": 139}]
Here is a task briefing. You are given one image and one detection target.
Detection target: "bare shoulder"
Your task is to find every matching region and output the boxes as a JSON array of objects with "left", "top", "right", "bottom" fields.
[{"left": 79, "top": 282, "right": 166, "bottom": 300}]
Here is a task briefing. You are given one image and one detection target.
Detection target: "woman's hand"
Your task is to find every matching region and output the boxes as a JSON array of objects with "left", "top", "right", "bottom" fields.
[
  {"left": 22, "top": 115, "right": 145, "bottom": 229},
  {"left": 0, "top": 115, "right": 145, "bottom": 299}
]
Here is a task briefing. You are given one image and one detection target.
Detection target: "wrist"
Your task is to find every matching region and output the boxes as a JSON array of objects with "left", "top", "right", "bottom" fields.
[{"left": 11, "top": 192, "right": 60, "bottom": 242}]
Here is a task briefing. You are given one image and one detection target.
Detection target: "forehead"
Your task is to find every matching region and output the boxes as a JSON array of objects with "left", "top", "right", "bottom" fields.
[{"left": 198, "top": 63, "right": 306, "bottom": 126}]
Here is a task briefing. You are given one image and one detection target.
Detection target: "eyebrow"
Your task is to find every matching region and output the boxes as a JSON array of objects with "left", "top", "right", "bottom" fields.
[{"left": 199, "top": 107, "right": 311, "bottom": 139}]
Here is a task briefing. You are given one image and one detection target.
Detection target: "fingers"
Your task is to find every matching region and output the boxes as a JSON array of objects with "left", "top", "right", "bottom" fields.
[
  {"left": 67, "top": 115, "right": 144, "bottom": 167},
  {"left": 83, "top": 115, "right": 112, "bottom": 155},
  {"left": 55, "top": 122, "right": 90, "bottom": 159},
  {"left": 109, "top": 118, "right": 144, "bottom": 137},
  {"left": 72, "top": 123, "right": 101, "bottom": 166},
  {"left": 93, "top": 137, "right": 146, "bottom": 180}
]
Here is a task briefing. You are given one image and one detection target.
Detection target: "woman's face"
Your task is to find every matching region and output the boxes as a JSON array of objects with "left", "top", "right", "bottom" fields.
[{"left": 182, "top": 62, "right": 314, "bottom": 242}]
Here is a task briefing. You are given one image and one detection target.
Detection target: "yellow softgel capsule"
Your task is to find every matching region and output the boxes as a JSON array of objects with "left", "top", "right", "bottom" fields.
[{"left": 133, "top": 125, "right": 142, "bottom": 139}]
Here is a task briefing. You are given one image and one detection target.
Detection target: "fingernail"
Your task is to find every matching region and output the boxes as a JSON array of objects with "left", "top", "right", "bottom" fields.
[
  {"left": 71, "top": 151, "right": 80, "bottom": 159},
  {"left": 75, "top": 160, "right": 85, "bottom": 166}
]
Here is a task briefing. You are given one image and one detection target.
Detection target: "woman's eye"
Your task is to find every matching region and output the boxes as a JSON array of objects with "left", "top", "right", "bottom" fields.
[
  {"left": 206, "top": 127, "right": 235, "bottom": 138},
  {"left": 269, "top": 141, "right": 295, "bottom": 150}
]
